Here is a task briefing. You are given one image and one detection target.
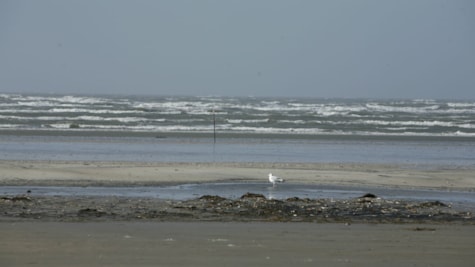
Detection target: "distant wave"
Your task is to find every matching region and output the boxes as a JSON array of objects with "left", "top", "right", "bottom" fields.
[{"left": 1, "top": 94, "right": 474, "bottom": 137}]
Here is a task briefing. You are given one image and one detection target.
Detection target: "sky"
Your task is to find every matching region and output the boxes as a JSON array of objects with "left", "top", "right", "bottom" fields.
[{"left": 1, "top": 0, "right": 474, "bottom": 99}]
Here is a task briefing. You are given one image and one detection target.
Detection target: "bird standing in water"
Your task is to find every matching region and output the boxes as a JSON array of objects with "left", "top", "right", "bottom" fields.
[{"left": 268, "top": 173, "right": 285, "bottom": 186}]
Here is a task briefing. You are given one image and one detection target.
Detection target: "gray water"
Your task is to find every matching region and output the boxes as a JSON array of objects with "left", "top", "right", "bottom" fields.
[
  {"left": 1, "top": 93, "right": 475, "bottom": 137},
  {"left": 0, "top": 135, "right": 474, "bottom": 167},
  {"left": 2, "top": 93, "right": 475, "bottom": 166},
  {"left": 3, "top": 183, "right": 474, "bottom": 204}
]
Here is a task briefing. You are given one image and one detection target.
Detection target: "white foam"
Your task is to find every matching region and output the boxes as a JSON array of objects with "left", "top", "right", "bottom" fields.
[
  {"left": 278, "top": 120, "right": 306, "bottom": 124},
  {"left": 227, "top": 119, "right": 269, "bottom": 124},
  {"left": 366, "top": 103, "right": 440, "bottom": 113},
  {"left": 447, "top": 102, "right": 475, "bottom": 108},
  {"left": 47, "top": 108, "right": 142, "bottom": 114}
]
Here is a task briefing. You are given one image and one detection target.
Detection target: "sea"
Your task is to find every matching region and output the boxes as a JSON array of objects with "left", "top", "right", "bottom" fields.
[{"left": 1, "top": 93, "right": 474, "bottom": 167}]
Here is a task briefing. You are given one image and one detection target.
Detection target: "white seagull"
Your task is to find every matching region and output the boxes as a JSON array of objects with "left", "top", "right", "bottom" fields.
[{"left": 268, "top": 173, "right": 285, "bottom": 186}]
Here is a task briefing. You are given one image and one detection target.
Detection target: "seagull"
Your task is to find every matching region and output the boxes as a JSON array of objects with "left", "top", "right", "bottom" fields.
[{"left": 268, "top": 173, "right": 285, "bottom": 186}]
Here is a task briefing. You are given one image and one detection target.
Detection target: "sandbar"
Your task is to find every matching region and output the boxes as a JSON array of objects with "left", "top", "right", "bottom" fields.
[{"left": 1, "top": 160, "right": 474, "bottom": 191}]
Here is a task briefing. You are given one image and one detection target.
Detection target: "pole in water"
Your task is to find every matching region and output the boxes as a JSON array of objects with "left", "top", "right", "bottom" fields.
[{"left": 213, "top": 109, "right": 216, "bottom": 143}]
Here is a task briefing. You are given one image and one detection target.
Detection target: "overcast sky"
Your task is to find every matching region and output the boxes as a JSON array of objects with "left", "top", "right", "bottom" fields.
[{"left": 1, "top": 0, "right": 474, "bottom": 99}]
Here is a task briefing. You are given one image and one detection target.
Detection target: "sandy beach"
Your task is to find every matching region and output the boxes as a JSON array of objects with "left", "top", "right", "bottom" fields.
[
  {"left": 1, "top": 222, "right": 474, "bottom": 266},
  {"left": 1, "top": 160, "right": 474, "bottom": 190},
  {"left": 1, "top": 160, "right": 475, "bottom": 266}
]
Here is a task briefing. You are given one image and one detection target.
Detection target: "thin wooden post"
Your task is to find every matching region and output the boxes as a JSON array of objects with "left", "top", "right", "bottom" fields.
[{"left": 213, "top": 109, "right": 216, "bottom": 144}]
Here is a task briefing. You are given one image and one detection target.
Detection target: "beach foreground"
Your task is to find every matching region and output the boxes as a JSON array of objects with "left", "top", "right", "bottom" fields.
[
  {"left": 1, "top": 160, "right": 474, "bottom": 266},
  {"left": 1, "top": 222, "right": 474, "bottom": 267}
]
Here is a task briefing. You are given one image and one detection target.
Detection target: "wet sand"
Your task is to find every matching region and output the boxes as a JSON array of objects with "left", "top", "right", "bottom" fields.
[
  {"left": 1, "top": 222, "right": 474, "bottom": 267},
  {"left": 1, "top": 160, "right": 474, "bottom": 190}
]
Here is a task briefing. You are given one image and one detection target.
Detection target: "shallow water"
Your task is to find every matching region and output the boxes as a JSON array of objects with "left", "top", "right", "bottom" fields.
[
  {"left": 2, "top": 183, "right": 474, "bottom": 209},
  {"left": 1, "top": 135, "right": 475, "bottom": 167}
]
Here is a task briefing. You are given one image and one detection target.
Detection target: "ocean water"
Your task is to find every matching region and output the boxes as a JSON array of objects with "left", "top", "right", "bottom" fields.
[
  {"left": 0, "top": 93, "right": 474, "bottom": 166},
  {"left": 1, "top": 93, "right": 474, "bottom": 136},
  {"left": 0, "top": 135, "right": 474, "bottom": 167}
]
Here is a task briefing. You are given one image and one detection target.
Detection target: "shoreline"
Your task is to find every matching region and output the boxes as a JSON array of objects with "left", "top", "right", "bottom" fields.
[
  {"left": 2, "top": 128, "right": 475, "bottom": 141},
  {"left": 1, "top": 160, "right": 474, "bottom": 225}
]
